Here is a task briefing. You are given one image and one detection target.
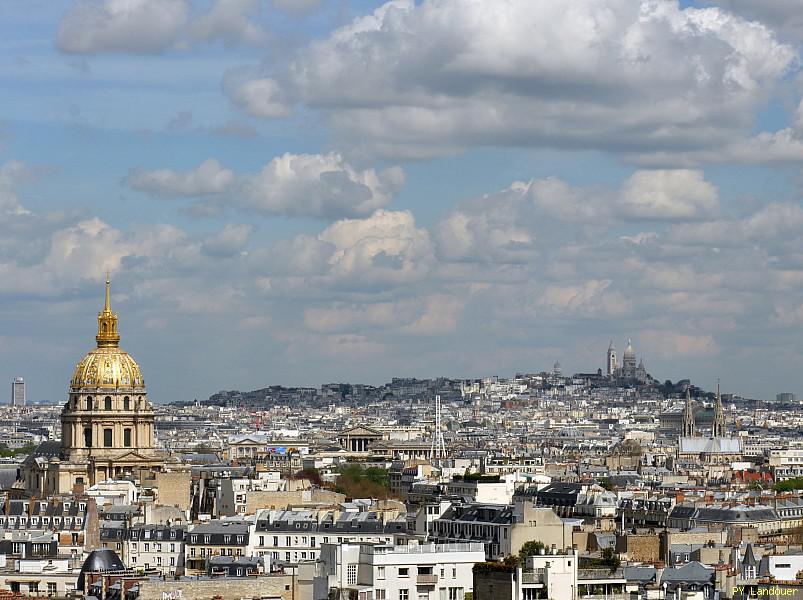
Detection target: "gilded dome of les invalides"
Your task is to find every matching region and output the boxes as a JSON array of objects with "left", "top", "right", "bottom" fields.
[{"left": 70, "top": 275, "right": 144, "bottom": 390}]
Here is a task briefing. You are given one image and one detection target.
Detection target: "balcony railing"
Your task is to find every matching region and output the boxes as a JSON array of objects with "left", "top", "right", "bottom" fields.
[
  {"left": 361, "top": 543, "right": 484, "bottom": 555},
  {"left": 416, "top": 574, "right": 438, "bottom": 585},
  {"left": 578, "top": 568, "right": 625, "bottom": 580},
  {"left": 521, "top": 570, "right": 545, "bottom": 584}
]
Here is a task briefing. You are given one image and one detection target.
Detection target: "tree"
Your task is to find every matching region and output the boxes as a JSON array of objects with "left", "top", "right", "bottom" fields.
[
  {"left": 335, "top": 464, "right": 392, "bottom": 499},
  {"left": 194, "top": 442, "right": 214, "bottom": 454},
  {"left": 294, "top": 468, "right": 323, "bottom": 486},
  {"left": 599, "top": 478, "right": 614, "bottom": 491},
  {"left": 518, "top": 540, "right": 545, "bottom": 565},
  {"left": 601, "top": 547, "right": 621, "bottom": 573},
  {"left": 774, "top": 478, "right": 803, "bottom": 492}
]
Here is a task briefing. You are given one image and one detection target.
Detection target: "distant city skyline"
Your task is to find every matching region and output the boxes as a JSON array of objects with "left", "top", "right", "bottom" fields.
[{"left": 2, "top": 1, "right": 803, "bottom": 402}]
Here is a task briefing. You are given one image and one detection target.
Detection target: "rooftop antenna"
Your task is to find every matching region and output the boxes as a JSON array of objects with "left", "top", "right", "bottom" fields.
[{"left": 430, "top": 395, "right": 447, "bottom": 460}]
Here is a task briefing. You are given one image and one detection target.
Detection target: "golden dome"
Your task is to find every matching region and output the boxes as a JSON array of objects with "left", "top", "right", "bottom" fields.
[
  {"left": 70, "top": 275, "right": 145, "bottom": 390},
  {"left": 71, "top": 346, "right": 144, "bottom": 389}
]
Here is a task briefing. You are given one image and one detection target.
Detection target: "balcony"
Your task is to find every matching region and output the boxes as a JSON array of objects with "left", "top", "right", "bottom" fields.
[
  {"left": 416, "top": 574, "right": 438, "bottom": 586},
  {"left": 521, "top": 570, "right": 545, "bottom": 584}
]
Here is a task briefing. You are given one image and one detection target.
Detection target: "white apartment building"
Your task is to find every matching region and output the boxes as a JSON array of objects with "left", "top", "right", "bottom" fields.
[
  {"left": 446, "top": 477, "right": 515, "bottom": 504},
  {"left": 769, "top": 449, "right": 803, "bottom": 480},
  {"left": 319, "top": 542, "right": 485, "bottom": 600},
  {"left": 126, "top": 524, "right": 186, "bottom": 575},
  {"left": 251, "top": 510, "right": 409, "bottom": 565}
]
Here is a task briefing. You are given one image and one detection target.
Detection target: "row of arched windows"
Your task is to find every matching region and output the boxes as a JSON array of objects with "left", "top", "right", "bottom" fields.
[{"left": 72, "top": 394, "right": 140, "bottom": 411}]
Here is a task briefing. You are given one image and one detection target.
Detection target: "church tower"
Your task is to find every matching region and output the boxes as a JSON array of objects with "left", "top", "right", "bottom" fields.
[
  {"left": 712, "top": 380, "right": 726, "bottom": 438},
  {"left": 682, "top": 389, "right": 696, "bottom": 437},
  {"left": 606, "top": 341, "right": 617, "bottom": 377}
]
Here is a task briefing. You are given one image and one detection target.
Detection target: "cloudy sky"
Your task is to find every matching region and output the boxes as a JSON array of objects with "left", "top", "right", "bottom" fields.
[{"left": 2, "top": 0, "right": 803, "bottom": 403}]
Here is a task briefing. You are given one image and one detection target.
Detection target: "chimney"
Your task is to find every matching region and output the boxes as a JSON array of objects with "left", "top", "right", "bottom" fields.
[{"left": 84, "top": 498, "right": 100, "bottom": 551}]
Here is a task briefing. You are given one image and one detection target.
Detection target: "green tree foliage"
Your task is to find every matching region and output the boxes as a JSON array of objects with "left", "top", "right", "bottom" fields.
[
  {"left": 518, "top": 540, "right": 545, "bottom": 565},
  {"left": 774, "top": 478, "right": 803, "bottom": 492},
  {"left": 193, "top": 442, "right": 215, "bottom": 454},
  {"left": 335, "top": 464, "right": 391, "bottom": 499},
  {"left": 599, "top": 478, "right": 614, "bottom": 491},
  {"left": 293, "top": 468, "right": 323, "bottom": 486},
  {"left": 600, "top": 547, "right": 621, "bottom": 573},
  {"left": 0, "top": 443, "right": 37, "bottom": 458}
]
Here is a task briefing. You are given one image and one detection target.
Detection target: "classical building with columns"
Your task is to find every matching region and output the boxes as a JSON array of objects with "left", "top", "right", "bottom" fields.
[{"left": 20, "top": 277, "right": 164, "bottom": 495}]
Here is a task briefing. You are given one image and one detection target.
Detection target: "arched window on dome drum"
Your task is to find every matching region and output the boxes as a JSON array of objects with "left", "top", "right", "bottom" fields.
[
  {"left": 104, "top": 397, "right": 112, "bottom": 411},
  {"left": 85, "top": 397, "right": 92, "bottom": 411},
  {"left": 123, "top": 396, "right": 130, "bottom": 411},
  {"left": 84, "top": 428, "right": 92, "bottom": 448}
]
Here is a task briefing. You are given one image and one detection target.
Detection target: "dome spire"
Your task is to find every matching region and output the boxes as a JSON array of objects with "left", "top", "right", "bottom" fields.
[
  {"left": 96, "top": 273, "right": 120, "bottom": 348},
  {"left": 104, "top": 271, "right": 111, "bottom": 312}
]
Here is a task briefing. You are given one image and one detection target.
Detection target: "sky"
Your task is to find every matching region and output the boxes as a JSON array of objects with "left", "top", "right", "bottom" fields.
[{"left": 2, "top": 0, "right": 803, "bottom": 403}]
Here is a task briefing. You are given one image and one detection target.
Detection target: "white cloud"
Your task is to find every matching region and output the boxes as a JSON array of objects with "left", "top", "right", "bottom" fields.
[
  {"left": 201, "top": 223, "right": 253, "bottom": 257},
  {"left": 236, "top": 0, "right": 797, "bottom": 160},
  {"left": 127, "top": 159, "right": 236, "bottom": 196},
  {"left": 618, "top": 170, "right": 719, "bottom": 221},
  {"left": 56, "top": 0, "right": 266, "bottom": 54},
  {"left": 271, "top": 0, "right": 321, "bottom": 15},
  {"left": 700, "top": 0, "right": 803, "bottom": 42},
  {"left": 128, "top": 154, "right": 404, "bottom": 220},
  {"left": 0, "top": 161, "right": 33, "bottom": 216},
  {"left": 437, "top": 170, "right": 720, "bottom": 263},
  {"left": 227, "top": 78, "right": 290, "bottom": 118},
  {"left": 188, "top": 0, "right": 266, "bottom": 46},
  {"left": 318, "top": 209, "right": 434, "bottom": 287},
  {"left": 57, "top": 0, "right": 189, "bottom": 54},
  {"left": 242, "top": 153, "right": 403, "bottom": 219}
]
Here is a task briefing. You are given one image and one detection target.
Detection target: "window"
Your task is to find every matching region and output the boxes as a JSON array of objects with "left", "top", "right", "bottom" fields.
[
  {"left": 124, "top": 429, "right": 132, "bottom": 447},
  {"left": 170, "top": 557, "right": 175, "bottom": 566},
  {"left": 124, "top": 396, "right": 130, "bottom": 410},
  {"left": 104, "top": 428, "right": 113, "bottom": 447},
  {"left": 377, "top": 566, "right": 385, "bottom": 580},
  {"left": 84, "top": 428, "right": 92, "bottom": 448},
  {"left": 170, "top": 543, "right": 175, "bottom": 552},
  {"left": 144, "top": 543, "right": 149, "bottom": 552},
  {"left": 48, "top": 582, "right": 57, "bottom": 595},
  {"left": 448, "top": 589, "right": 464, "bottom": 600},
  {"left": 375, "top": 591, "right": 386, "bottom": 600},
  {"left": 85, "top": 397, "right": 92, "bottom": 410},
  {"left": 399, "top": 591, "right": 409, "bottom": 600},
  {"left": 398, "top": 568, "right": 409, "bottom": 577},
  {"left": 347, "top": 564, "right": 357, "bottom": 585},
  {"left": 104, "top": 397, "right": 112, "bottom": 411}
]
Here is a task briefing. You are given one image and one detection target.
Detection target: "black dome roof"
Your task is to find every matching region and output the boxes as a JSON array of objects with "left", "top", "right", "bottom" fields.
[{"left": 78, "top": 549, "right": 126, "bottom": 590}]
